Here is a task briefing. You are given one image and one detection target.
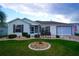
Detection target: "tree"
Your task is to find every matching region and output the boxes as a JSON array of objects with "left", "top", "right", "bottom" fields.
[{"left": 0, "top": 11, "right": 6, "bottom": 27}]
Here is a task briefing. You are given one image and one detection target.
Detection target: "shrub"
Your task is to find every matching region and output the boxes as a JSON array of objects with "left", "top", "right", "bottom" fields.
[
  {"left": 8, "top": 34, "right": 17, "bottom": 38},
  {"left": 22, "top": 32, "right": 28, "bottom": 36},
  {"left": 75, "top": 33, "right": 79, "bottom": 36},
  {"left": 56, "top": 35, "right": 60, "bottom": 38},
  {"left": 34, "top": 34, "right": 40, "bottom": 38},
  {"left": 22, "top": 32, "right": 30, "bottom": 38},
  {"left": 0, "top": 35, "right": 7, "bottom": 38},
  {"left": 27, "top": 34, "right": 30, "bottom": 38}
]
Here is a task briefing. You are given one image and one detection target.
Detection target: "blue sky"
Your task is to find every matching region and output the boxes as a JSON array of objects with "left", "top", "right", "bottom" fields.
[{"left": 0, "top": 3, "right": 79, "bottom": 23}]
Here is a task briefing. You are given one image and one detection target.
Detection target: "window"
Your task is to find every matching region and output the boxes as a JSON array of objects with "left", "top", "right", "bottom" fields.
[
  {"left": 35, "top": 26, "right": 38, "bottom": 33},
  {"left": 45, "top": 26, "right": 50, "bottom": 35},
  {"left": 45, "top": 26, "right": 50, "bottom": 32},
  {"left": 41, "top": 26, "right": 50, "bottom": 35},
  {"left": 41, "top": 28, "right": 45, "bottom": 35},
  {"left": 30, "top": 25, "right": 34, "bottom": 33},
  {"left": 30, "top": 25, "right": 39, "bottom": 33},
  {"left": 13, "top": 25, "right": 23, "bottom": 33}
]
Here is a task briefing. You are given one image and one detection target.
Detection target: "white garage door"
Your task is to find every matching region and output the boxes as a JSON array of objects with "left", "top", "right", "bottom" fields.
[{"left": 57, "top": 26, "right": 72, "bottom": 35}]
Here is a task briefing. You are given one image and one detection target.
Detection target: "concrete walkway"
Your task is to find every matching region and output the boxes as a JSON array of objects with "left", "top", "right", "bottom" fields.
[
  {"left": 0, "top": 36, "right": 79, "bottom": 42},
  {"left": 60, "top": 36, "right": 79, "bottom": 42}
]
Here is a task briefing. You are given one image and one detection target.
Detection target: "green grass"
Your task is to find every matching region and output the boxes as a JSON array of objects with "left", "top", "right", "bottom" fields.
[{"left": 0, "top": 39, "right": 79, "bottom": 56}]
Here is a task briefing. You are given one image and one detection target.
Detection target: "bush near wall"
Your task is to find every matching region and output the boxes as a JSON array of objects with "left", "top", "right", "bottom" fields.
[
  {"left": 8, "top": 34, "right": 17, "bottom": 39},
  {"left": 75, "top": 33, "right": 79, "bottom": 36},
  {"left": 22, "top": 32, "right": 30, "bottom": 38},
  {"left": 34, "top": 34, "right": 40, "bottom": 38},
  {"left": 0, "top": 35, "right": 7, "bottom": 38},
  {"left": 56, "top": 35, "right": 60, "bottom": 38}
]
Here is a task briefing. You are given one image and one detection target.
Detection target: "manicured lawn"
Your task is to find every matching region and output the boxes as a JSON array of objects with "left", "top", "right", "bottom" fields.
[{"left": 0, "top": 39, "right": 79, "bottom": 56}]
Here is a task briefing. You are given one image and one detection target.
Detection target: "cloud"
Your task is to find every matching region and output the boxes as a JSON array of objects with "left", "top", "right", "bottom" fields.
[
  {"left": 49, "top": 3, "right": 79, "bottom": 14},
  {"left": 49, "top": 3, "right": 79, "bottom": 23},
  {"left": 0, "top": 3, "right": 74, "bottom": 23},
  {"left": 0, "top": 3, "right": 48, "bottom": 16}
]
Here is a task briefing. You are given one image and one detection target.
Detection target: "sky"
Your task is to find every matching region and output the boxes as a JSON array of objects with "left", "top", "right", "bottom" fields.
[{"left": 0, "top": 3, "right": 79, "bottom": 23}]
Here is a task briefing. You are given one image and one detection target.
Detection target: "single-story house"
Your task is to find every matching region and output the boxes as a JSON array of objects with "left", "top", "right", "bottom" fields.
[{"left": 0, "top": 18, "right": 79, "bottom": 37}]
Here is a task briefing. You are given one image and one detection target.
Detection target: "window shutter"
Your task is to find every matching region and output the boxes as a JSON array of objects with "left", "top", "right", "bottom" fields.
[
  {"left": 13, "top": 24, "right": 15, "bottom": 33},
  {"left": 22, "top": 25, "right": 23, "bottom": 32}
]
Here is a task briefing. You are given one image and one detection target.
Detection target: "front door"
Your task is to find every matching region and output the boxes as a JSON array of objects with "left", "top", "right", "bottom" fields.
[{"left": 41, "top": 26, "right": 50, "bottom": 35}]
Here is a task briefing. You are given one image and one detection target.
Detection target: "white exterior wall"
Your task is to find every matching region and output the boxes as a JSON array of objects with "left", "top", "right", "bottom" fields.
[
  {"left": 8, "top": 20, "right": 30, "bottom": 36},
  {"left": 50, "top": 25, "right": 56, "bottom": 36},
  {"left": 8, "top": 19, "right": 75, "bottom": 36}
]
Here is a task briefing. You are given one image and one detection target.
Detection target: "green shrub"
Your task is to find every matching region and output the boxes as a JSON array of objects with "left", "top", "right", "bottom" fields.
[
  {"left": 0, "top": 35, "right": 7, "bottom": 38},
  {"left": 27, "top": 34, "right": 30, "bottom": 38},
  {"left": 34, "top": 34, "right": 40, "bottom": 38},
  {"left": 22, "top": 32, "right": 30, "bottom": 38},
  {"left": 56, "top": 35, "right": 60, "bottom": 38},
  {"left": 75, "top": 33, "right": 79, "bottom": 36},
  {"left": 22, "top": 32, "right": 28, "bottom": 36},
  {"left": 8, "top": 34, "right": 17, "bottom": 38}
]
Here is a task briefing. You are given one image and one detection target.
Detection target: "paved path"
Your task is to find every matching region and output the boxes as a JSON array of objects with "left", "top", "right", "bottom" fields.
[{"left": 0, "top": 36, "right": 79, "bottom": 42}]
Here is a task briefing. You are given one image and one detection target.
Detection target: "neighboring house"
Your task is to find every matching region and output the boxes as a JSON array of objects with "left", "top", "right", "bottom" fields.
[
  {"left": 0, "top": 24, "right": 8, "bottom": 36},
  {"left": 0, "top": 18, "right": 79, "bottom": 37}
]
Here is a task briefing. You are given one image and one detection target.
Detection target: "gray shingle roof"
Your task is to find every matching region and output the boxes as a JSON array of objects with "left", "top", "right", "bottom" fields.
[
  {"left": 36, "top": 21, "right": 74, "bottom": 26},
  {"left": 36, "top": 21, "right": 66, "bottom": 24}
]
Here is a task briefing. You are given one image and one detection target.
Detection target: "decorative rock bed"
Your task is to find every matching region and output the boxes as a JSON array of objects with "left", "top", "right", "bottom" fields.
[{"left": 28, "top": 42, "right": 51, "bottom": 51}]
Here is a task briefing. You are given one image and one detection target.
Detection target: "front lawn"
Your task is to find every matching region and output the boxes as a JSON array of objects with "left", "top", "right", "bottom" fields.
[{"left": 0, "top": 39, "right": 79, "bottom": 56}]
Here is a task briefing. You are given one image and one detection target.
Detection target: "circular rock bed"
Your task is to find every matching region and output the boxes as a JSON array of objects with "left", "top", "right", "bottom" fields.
[{"left": 28, "top": 42, "right": 51, "bottom": 51}]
